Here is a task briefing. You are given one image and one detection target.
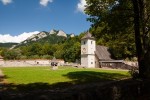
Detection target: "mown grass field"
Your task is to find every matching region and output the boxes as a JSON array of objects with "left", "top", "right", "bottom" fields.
[{"left": 1, "top": 66, "right": 130, "bottom": 85}]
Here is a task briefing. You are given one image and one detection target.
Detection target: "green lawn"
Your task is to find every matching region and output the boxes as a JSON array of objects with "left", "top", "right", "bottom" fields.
[{"left": 1, "top": 66, "right": 130, "bottom": 85}]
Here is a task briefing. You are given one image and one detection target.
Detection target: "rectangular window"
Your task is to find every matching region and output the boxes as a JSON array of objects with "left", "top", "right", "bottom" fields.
[
  {"left": 91, "top": 62, "right": 93, "bottom": 64},
  {"left": 91, "top": 41, "right": 93, "bottom": 44},
  {"left": 84, "top": 41, "right": 86, "bottom": 44}
]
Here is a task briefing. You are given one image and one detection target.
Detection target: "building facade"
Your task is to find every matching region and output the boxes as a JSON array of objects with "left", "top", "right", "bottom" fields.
[
  {"left": 80, "top": 32, "right": 138, "bottom": 69},
  {"left": 81, "top": 32, "right": 96, "bottom": 68},
  {"left": 80, "top": 32, "right": 130, "bottom": 69}
]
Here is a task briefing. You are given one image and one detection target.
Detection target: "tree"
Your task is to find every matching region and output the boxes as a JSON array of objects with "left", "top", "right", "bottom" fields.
[
  {"left": 62, "top": 36, "right": 81, "bottom": 62},
  {"left": 1, "top": 49, "right": 21, "bottom": 60},
  {"left": 85, "top": 0, "right": 150, "bottom": 78},
  {"left": 85, "top": 0, "right": 136, "bottom": 59},
  {"left": 54, "top": 44, "right": 64, "bottom": 59},
  {"left": 132, "top": 0, "right": 150, "bottom": 78},
  {"left": 40, "top": 43, "right": 54, "bottom": 56}
]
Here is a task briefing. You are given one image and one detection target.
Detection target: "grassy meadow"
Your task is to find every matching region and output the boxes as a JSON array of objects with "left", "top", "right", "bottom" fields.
[{"left": 1, "top": 66, "right": 130, "bottom": 85}]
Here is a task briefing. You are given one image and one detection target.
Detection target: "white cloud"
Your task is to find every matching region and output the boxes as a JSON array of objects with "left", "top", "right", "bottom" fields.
[
  {"left": 40, "top": 0, "right": 53, "bottom": 7},
  {"left": 77, "top": 0, "right": 87, "bottom": 13},
  {"left": 1, "top": 0, "right": 13, "bottom": 5},
  {"left": 0, "top": 31, "right": 39, "bottom": 43}
]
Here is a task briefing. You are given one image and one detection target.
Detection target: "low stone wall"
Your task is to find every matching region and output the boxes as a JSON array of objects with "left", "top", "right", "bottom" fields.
[
  {"left": 0, "top": 60, "right": 65, "bottom": 67},
  {"left": 124, "top": 61, "right": 138, "bottom": 67}
]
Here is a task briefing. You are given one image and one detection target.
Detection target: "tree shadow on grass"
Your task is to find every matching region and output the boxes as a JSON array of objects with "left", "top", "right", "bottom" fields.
[
  {"left": 1, "top": 71, "right": 150, "bottom": 100},
  {"left": 0, "top": 75, "right": 7, "bottom": 83},
  {"left": 1, "top": 71, "right": 129, "bottom": 92},
  {"left": 0, "top": 71, "right": 131, "bottom": 99},
  {"left": 63, "top": 71, "right": 129, "bottom": 84}
]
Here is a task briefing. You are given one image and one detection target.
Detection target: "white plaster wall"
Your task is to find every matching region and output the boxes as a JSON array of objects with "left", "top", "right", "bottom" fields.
[
  {"left": 81, "top": 40, "right": 88, "bottom": 54},
  {"left": 81, "top": 55, "right": 88, "bottom": 67},
  {"left": 87, "top": 39, "right": 95, "bottom": 54},
  {"left": 81, "top": 39, "right": 96, "bottom": 55},
  {"left": 81, "top": 38, "right": 96, "bottom": 68},
  {"left": 87, "top": 55, "right": 95, "bottom": 68}
]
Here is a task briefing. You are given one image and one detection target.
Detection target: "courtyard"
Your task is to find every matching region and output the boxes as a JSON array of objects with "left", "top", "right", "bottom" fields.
[
  {"left": 0, "top": 66, "right": 130, "bottom": 85},
  {"left": 0, "top": 66, "right": 150, "bottom": 100}
]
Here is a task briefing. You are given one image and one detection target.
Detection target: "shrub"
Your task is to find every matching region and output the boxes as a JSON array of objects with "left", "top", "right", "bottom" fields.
[{"left": 129, "top": 68, "right": 139, "bottom": 79}]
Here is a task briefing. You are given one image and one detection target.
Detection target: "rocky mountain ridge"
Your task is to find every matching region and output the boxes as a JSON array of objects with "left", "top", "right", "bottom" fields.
[
  {"left": 22, "top": 29, "right": 74, "bottom": 44},
  {"left": 10, "top": 29, "right": 75, "bottom": 49}
]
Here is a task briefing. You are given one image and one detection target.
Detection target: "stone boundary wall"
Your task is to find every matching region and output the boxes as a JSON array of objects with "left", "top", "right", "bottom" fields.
[
  {"left": 0, "top": 60, "right": 138, "bottom": 70},
  {"left": 0, "top": 60, "right": 65, "bottom": 67},
  {"left": 123, "top": 61, "right": 138, "bottom": 67}
]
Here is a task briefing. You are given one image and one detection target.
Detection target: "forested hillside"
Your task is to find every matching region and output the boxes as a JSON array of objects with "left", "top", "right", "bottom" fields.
[
  {"left": 0, "top": 32, "right": 84, "bottom": 62},
  {"left": 0, "top": 43, "right": 18, "bottom": 48},
  {"left": 0, "top": 26, "right": 137, "bottom": 62}
]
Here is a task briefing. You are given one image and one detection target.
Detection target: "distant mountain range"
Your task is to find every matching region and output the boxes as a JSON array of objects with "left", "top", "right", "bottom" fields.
[
  {"left": 22, "top": 29, "right": 74, "bottom": 43},
  {"left": 0, "top": 29, "right": 75, "bottom": 49}
]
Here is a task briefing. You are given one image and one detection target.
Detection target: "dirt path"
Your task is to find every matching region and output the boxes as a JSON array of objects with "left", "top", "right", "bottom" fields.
[
  {"left": 0, "top": 70, "right": 4, "bottom": 76},
  {"left": 0, "top": 69, "right": 5, "bottom": 84}
]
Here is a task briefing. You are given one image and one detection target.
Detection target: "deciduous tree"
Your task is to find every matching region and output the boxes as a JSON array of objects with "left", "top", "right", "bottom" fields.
[{"left": 85, "top": 0, "right": 150, "bottom": 78}]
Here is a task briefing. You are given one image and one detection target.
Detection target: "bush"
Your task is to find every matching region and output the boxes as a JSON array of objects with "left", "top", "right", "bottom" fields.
[
  {"left": 30, "top": 55, "right": 40, "bottom": 59},
  {"left": 20, "top": 55, "right": 28, "bottom": 59},
  {"left": 129, "top": 68, "right": 139, "bottom": 79},
  {"left": 41, "top": 55, "right": 53, "bottom": 59}
]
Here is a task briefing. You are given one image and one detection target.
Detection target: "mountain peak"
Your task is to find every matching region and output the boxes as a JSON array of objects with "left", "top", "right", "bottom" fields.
[
  {"left": 70, "top": 33, "right": 75, "bottom": 37},
  {"left": 57, "top": 30, "right": 67, "bottom": 37},
  {"left": 49, "top": 29, "right": 56, "bottom": 35},
  {"left": 19, "top": 30, "right": 66, "bottom": 44}
]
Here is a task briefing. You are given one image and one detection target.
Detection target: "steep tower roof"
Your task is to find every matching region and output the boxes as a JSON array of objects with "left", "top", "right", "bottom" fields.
[{"left": 81, "top": 32, "right": 95, "bottom": 40}]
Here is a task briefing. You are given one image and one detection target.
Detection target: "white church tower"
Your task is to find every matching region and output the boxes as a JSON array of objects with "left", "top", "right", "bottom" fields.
[{"left": 81, "top": 32, "right": 96, "bottom": 68}]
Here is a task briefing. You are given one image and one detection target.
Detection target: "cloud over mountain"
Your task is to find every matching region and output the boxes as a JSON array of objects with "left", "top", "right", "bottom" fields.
[
  {"left": 40, "top": 0, "right": 53, "bottom": 6},
  {"left": 0, "top": 31, "right": 39, "bottom": 43},
  {"left": 77, "top": 0, "right": 86, "bottom": 13}
]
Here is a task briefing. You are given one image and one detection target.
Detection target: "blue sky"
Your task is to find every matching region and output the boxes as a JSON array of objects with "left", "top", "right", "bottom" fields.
[{"left": 0, "top": 0, "right": 90, "bottom": 43}]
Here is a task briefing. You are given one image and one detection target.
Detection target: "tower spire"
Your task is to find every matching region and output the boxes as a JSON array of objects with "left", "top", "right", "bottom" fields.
[{"left": 81, "top": 31, "right": 95, "bottom": 40}]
